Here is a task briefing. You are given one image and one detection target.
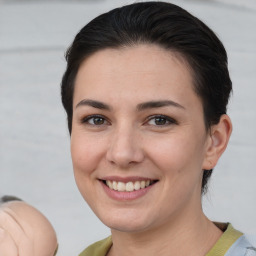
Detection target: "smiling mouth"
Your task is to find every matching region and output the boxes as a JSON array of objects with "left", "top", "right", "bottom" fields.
[{"left": 102, "top": 180, "right": 158, "bottom": 192}]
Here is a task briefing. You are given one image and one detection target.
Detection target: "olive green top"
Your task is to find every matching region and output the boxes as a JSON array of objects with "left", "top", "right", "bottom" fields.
[
  {"left": 79, "top": 223, "right": 243, "bottom": 256},
  {"left": 207, "top": 223, "right": 243, "bottom": 256}
]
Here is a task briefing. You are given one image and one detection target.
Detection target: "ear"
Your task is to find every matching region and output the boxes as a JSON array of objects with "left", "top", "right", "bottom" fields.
[{"left": 203, "top": 114, "right": 232, "bottom": 170}]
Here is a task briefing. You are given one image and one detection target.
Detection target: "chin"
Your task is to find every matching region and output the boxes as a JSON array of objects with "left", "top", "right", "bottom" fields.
[
  {"left": 106, "top": 220, "right": 149, "bottom": 233},
  {"left": 97, "top": 209, "right": 156, "bottom": 233}
]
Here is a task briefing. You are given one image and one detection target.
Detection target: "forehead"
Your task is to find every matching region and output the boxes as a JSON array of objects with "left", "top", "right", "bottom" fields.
[
  {"left": 77, "top": 44, "right": 191, "bottom": 80},
  {"left": 74, "top": 44, "right": 199, "bottom": 108}
]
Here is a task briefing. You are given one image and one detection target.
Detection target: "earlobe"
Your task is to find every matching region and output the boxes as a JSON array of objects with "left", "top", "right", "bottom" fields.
[{"left": 203, "top": 114, "right": 232, "bottom": 170}]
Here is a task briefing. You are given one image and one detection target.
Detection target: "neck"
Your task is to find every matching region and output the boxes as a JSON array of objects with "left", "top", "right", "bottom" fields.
[{"left": 108, "top": 210, "right": 222, "bottom": 256}]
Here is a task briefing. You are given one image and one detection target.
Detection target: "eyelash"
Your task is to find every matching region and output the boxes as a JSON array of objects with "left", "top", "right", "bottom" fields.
[
  {"left": 145, "top": 115, "right": 177, "bottom": 126},
  {"left": 81, "top": 115, "right": 110, "bottom": 126},
  {"left": 81, "top": 114, "right": 177, "bottom": 127}
]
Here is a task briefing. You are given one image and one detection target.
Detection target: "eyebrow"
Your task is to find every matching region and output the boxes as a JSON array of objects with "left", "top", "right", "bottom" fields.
[
  {"left": 137, "top": 100, "right": 185, "bottom": 111},
  {"left": 75, "top": 99, "right": 111, "bottom": 110},
  {"left": 75, "top": 99, "right": 185, "bottom": 111}
]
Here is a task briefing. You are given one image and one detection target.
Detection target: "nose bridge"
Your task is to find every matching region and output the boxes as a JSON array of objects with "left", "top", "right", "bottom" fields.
[{"left": 106, "top": 121, "right": 144, "bottom": 167}]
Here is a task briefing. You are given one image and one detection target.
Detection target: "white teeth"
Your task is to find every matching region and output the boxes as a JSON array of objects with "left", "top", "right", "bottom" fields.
[
  {"left": 117, "top": 182, "right": 126, "bottom": 191},
  {"left": 106, "top": 180, "right": 113, "bottom": 189},
  {"left": 140, "top": 181, "right": 146, "bottom": 189},
  {"left": 134, "top": 181, "right": 141, "bottom": 190},
  {"left": 105, "top": 180, "right": 153, "bottom": 192},
  {"left": 126, "top": 182, "right": 134, "bottom": 192},
  {"left": 113, "top": 181, "right": 117, "bottom": 190}
]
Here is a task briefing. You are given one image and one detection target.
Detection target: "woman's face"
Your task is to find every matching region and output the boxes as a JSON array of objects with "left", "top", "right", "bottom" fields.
[{"left": 71, "top": 45, "right": 213, "bottom": 233}]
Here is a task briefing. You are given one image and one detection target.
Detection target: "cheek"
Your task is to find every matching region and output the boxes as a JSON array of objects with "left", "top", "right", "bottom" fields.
[
  {"left": 70, "top": 130, "right": 108, "bottom": 179},
  {"left": 147, "top": 131, "right": 206, "bottom": 176},
  {"left": 147, "top": 133, "right": 206, "bottom": 213},
  {"left": 70, "top": 134, "right": 98, "bottom": 203}
]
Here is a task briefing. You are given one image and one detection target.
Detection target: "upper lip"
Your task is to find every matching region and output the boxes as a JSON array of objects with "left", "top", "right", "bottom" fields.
[{"left": 100, "top": 176, "right": 158, "bottom": 183}]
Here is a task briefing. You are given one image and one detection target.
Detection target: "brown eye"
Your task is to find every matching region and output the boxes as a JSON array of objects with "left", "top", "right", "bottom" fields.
[
  {"left": 154, "top": 117, "right": 168, "bottom": 125},
  {"left": 82, "top": 115, "right": 109, "bottom": 126},
  {"left": 147, "top": 115, "right": 177, "bottom": 126},
  {"left": 91, "top": 117, "right": 105, "bottom": 125}
]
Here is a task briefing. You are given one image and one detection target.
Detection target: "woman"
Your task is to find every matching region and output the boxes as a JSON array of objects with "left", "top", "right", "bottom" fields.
[{"left": 61, "top": 2, "right": 255, "bottom": 256}]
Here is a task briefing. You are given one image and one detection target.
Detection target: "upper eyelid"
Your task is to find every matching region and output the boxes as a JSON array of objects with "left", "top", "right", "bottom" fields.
[
  {"left": 81, "top": 114, "right": 110, "bottom": 124},
  {"left": 146, "top": 114, "right": 177, "bottom": 123},
  {"left": 80, "top": 114, "right": 177, "bottom": 125}
]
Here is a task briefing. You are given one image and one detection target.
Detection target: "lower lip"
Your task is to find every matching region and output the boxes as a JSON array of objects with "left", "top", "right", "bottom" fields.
[{"left": 101, "top": 181, "right": 156, "bottom": 201}]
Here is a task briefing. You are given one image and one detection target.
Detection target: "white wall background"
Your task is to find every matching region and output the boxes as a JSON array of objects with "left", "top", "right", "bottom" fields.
[{"left": 0, "top": 0, "right": 255, "bottom": 255}]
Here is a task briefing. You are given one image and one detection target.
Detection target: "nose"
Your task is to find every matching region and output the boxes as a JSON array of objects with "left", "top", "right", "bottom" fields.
[{"left": 106, "top": 125, "right": 144, "bottom": 168}]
